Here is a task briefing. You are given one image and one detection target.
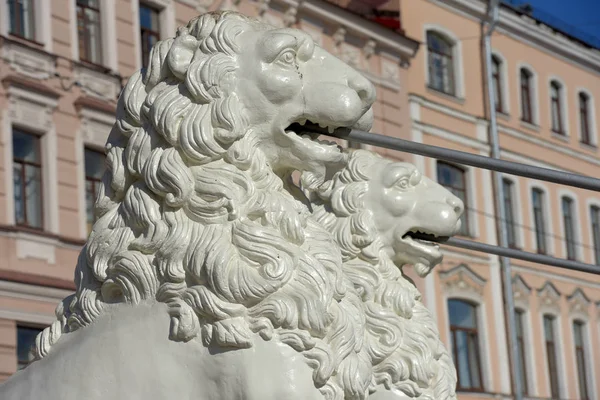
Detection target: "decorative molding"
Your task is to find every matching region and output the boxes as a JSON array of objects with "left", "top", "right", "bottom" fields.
[
  {"left": 363, "top": 39, "right": 376, "bottom": 59},
  {"left": 283, "top": 5, "right": 299, "bottom": 27},
  {"left": 14, "top": 232, "right": 57, "bottom": 265},
  {"left": 74, "top": 65, "right": 121, "bottom": 101},
  {"left": 512, "top": 274, "right": 531, "bottom": 309},
  {"left": 537, "top": 281, "right": 561, "bottom": 311},
  {"left": 439, "top": 263, "right": 487, "bottom": 297},
  {"left": 381, "top": 58, "right": 400, "bottom": 83},
  {"left": 258, "top": 0, "right": 271, "bottom": 16},
  {"left": 333, "top": 26, "right": 346, "bottom": 47},
  {"left": 1, "top": 41, "right": 56, "bottom": 80},
  {"left": 0, "top": 279, "right": 73, "bottom": 303},
  {"left": 567, "top": 288, "right": 591, "bottom": 315},
  {"left": 77, "top": 106, "right": 115, "bottom": 149},
  {"left": 338, "top": 43, "right": 361, "bottom": 69}
]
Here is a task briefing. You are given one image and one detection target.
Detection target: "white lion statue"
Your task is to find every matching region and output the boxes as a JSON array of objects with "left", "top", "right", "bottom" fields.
[{"left": 0, "top": 11, "right": 461, "bottom": 400}]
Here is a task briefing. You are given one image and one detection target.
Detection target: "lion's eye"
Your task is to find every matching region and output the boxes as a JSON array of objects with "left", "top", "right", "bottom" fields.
[
  {"left": 277, "top": 49, "right": 297, "bottom": 65},
  {"left": 396, "top": 178, "right": 410, "bottom": 189}
]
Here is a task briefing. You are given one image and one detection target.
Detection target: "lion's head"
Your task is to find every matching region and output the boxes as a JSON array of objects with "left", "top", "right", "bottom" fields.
[
  {"left": 304, "top": 150, "right": 462, "bottom": 399},
  {"left": 31, "top": 12, "right": 381, "bottom": 399}
]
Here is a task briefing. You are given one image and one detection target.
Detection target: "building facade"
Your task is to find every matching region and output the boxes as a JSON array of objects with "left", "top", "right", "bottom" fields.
[
  {"left": 0, "top": 0, "right": 418, "bottom": 383},
  {"left": 402, "top": 1, "right": 600, "bottom": 399}
]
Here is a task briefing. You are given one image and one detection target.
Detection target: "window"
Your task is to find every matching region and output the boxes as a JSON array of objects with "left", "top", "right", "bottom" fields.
[
  {"left": 520, "top": 68, "right": 533, "bottom": 123},
  {"left": 427, "top": 31, "right": 455, "bottom": 96},
  {"left": 437, "top": 162, "right": 468, "bottom": 236},
  {"left": 579, "top": 92, "right": 592, "bottom": 145},
  {"left": 532, "top": 188, "right": 547, "bottom": 254},
  {"left": 77, "top": 0, "right": 102, "bottom": 64},
  {"left": 543, "top": 315, "right": 560, "bottom": 399},
  {"left": 591, "top": 206, "right": 600, "bottom": 265},
  {"left": 85, "top": 148, "right": 105, "bottom": 233},
  {"left": 140, "top": 4, "right": 160, "bottom": 69},
  {"left": 550, "top": 80, "right": 564, "bottom": 134},
  {"left": 573, "top": 321, "right": 589, "bottom": 400},
  {"left": 502, "top": 179, "right": 517, "bottom": 247},
  {"left": 492, "top": 55, "right": 504, "bottom": 113},
  {"left": 448, "top": 299, "right": 483, "bottom": 392},
  {"left": 561, "top": 196, "right": 576, "bottom": 260},
  {"left": 8, "top": 0, "right": 35, "bottom": 40},
  {"left": 514, "top": 309, "right": 528, "bottom": 395},
  {"left": 13, "top": 129, "right": 43, "bottom": 229},
  {"left": 17, "top": 326, "right": 42, "bottom": 370}
]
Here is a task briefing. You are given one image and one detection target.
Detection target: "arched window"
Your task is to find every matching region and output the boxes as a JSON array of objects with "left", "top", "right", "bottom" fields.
[
  {"left": 448, "top": 299, "right": 483, "bottom": 391},
  {"left": 543, "top": 314, "right": 560, "bottom": 398},
  {"left": 550, "top": 80, "right": 565, "bottom": 134},
  {"left": 437, "top": 162, "right": 469, "bottom": 236},
  {"left": 573, "top": 320, "right": 590, "bottom": 399},
  {"left": 579, "top": 92, "right": 592, "bottom": 145},
  {"left": 492, "top": 55, "right": 504, "bottom": 113},
  {"left": 514, "top": 309, "right": 528, "bottom": 395},
  {"left": 561, "top": 196, "right": 576, "bottom": 260},
  {"left": 427, "top": 31, "right": 455, "bottom": 95},
  {"left": 520, "top": 68, "right": 534, "bottom": 123}
]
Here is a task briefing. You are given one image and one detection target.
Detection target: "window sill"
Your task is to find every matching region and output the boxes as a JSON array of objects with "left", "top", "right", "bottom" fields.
[
  {"left": 579, "top": 141, "right": 597, "bottom": 151},
  {"left": 426, "top": 86, "right": 465, "bottom": 105},
  {"left": 7, "top": 34, "right": 45, "bottom": 48},
  {"left": 0, "top": 224, "right": 85, "bottom": 247},
  {"left": 519, "top": 120, "right": 540, "bottom": 132},
  {"left": 496, "top": 111, "right": 510, "bottom": 121},
  {"left": 551, "top": 132, "right": 569, "bottom": 142}
]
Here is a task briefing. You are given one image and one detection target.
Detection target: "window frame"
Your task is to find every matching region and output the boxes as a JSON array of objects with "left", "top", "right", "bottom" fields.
[
  {"left": 16, "top": 324, "right": 44, "bottom": 370},
  {"left": 76, "top": 0, "right": 103, "bottom": 65},
  {"left": 502, "top": 178, "right": 518, "bottom": 248},
  {"left": 7, "top": 0, "right": 36, "bottom": 41},
  {"left": 423, "top": 26, "right": 463, "bottom": 99},
  {"left": 550, "top": 79, "right": 567, "bottom": 135},
  {"left": 12, "top": 128, "right": 44, "bottom": 230},
  {"left": 531, "top": 187, "right": 548, "bottom": 254},
  {"left": 542, "top": 314, "right": 560, "bottom": 399},
  {"left": 84, "top": 147, "right": 105, "bottom": 234},
  {"left": 447, "top": 299, "right": 485, "bottom": 392},
  {"left": 560, "top": 195, "right": 577, "bottom": 260},
  {"left": 572, "top": 320, "right": 590, "bottom": 400},
  {"left": 139, "top": 3, "right": 161, "bottom": 69},
  {"left": 519, "top": 67, "right": 534, "bottom": 124},
  {"left": 590, "top": 204, "right": 600, "bottom": 265},
  {"left": 491, "top": 54, "right": 506, "bottom": 114},
  {"left": 579, "top": 92, "right": 591, "bottom": 145},
  {"left": 514, "top": 309, "right": 529, "bottom": 396},
  {"left": 437, "top": 161, "right": 470, "bottom": 236}
]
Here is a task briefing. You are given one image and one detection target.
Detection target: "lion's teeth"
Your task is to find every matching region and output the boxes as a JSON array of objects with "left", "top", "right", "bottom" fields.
[
  {"left": 299, "top": 119, "right": 307, "bottom": 125},
  {"left": 302, "top": 134, "right": 311, "bottom": 139},
  {"left": 328, "top": 126, "right": 335, "bottom": 134}
]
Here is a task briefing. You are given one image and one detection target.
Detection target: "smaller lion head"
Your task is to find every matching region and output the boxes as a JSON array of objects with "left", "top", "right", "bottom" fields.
[{"left": 304, "top": 149, "right": 464, "bottom": 276}]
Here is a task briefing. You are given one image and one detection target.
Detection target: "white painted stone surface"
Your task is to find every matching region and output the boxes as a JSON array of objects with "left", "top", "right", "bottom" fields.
[{"left": 0, "top": 11, "right": 461, "bottom": 400}]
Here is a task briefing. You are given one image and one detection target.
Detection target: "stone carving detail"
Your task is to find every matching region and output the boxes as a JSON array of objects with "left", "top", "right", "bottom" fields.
[
  {"left": 7, "top": 86, "right": 58, "bottom": 131},
  {"left": 2, "top": 41, "right": 56, "bottom": 80},
  {"left": 381, "top": 58, "right": 400, "bottom": 83},
  {"left": 363, "top": 39, "right": 376, "bottom": 59},
  {"left": 537, "top": 281, "right": 561, "bottom": 311},
  {"left": 0, "top": 11, "right": 459, "bottom": 400},
  {"left": 74, "top": 65, "right": 121, "bottom": 100},
  {"left": 512, "top": 274, "right": 531, "bottom": 308},
  {"left": 567, "top": 288, "right": 590, "bottom": 315},
  {"left": 333, "top": 26, "right": 346, "bottom": 47},
  {"left": 440, "top": 264, "right": 487, "bottom": 297},
  {"left": 283, "top": 5, "right": 298, "bottom": 27}
]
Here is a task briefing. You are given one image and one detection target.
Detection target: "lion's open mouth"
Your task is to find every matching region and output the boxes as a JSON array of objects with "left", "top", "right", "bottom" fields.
[
  {"left": 402, "top": 230, "right": 450, "bottom": 245},
  {"left": 284, "top": 120, "right": 344, "bottom": 149}
]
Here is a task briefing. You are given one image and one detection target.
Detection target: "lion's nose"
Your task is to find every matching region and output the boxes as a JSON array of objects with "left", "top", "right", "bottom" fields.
[
  {"left": 348, "top": 72, "right": 376, "bottom": 106},
  {"left": 446, "top": 195, "right": 464, "bottom": 216}
]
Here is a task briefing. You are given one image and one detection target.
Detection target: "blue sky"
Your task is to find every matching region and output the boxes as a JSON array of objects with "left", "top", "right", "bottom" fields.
[{"left": 503, "top": 0, "right": 600, "bottom": 47}]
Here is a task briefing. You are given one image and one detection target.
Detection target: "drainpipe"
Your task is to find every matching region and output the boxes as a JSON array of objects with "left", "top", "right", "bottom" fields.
[{"left": 483, "top": 1, "right": 523, "bottom": 399}]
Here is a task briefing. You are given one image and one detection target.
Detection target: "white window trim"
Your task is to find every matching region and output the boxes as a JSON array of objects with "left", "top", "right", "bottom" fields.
[
  {"left": 70, "top": 0, "right": 118, "bottom": 71},
  {"left": 527, "top": 182, "right": 555, "bottom": 255},
  {"left": 538, "top": 309, "right": 569, "bottom": 399},
  {"left": 491, "top": 50, "right": 510, "bottom": 116},
  {"left": 500, "top": 175, "right": 525, "bottom": 249},
  {"left": 430, "top": 158, "right": 479, "bottom": 238},
  {"left": 567, "top": 316, "right": 598, "bottom": 400},
  {"left": 3, "top": 86, "right": 59, "bottom": 235},
  {"left": 513, "top": 305, "right": 539, "bottom": 397},
  {"left": 0, "top": 0, "right": 52, "bottom": 52},
  {"left": 516, "top": 62, "right": 540, "bottom": 126},
  {"left": 132, "top": 0, "right": 176, "bottom": 71},
  {"left": 557, "top": 189, "right": 583, "bottom": 261},
  {"left": 548, "top": 75, "right": 570, "bottom": 137},
  {"left": 586, "top": 198, "right": 600, "bottom": 265},
  {"left": 442, "top": 292, "right": 492, "bottom": 392},
  {"left": 423, "top": 24, "right": 465, "bottom": 99},
  {"left": 576, "top": 88, "right": 598, "bottom": 146}
]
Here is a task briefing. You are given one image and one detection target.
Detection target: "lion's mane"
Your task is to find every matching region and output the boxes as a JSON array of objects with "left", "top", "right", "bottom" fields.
[
  {"left": 304, "top": 150, "right": 458, "bottom": 400},
  {"left": 32, "top": 11, "right": 374, "bottom": 399}
]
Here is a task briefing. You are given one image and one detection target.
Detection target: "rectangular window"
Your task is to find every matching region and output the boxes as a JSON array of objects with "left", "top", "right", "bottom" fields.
[
  {"left": 8, "top": 0, "right": 35, "bottom": 40},
  {"left": 543, "top": 315, "right": 560, "bottom": 399},
  {"left": 514, "top": 309, "right": 528, "bottom": 395},
  {"left": 437, "top": 162, "right": 468, "bottom": 236},
  {"left": 427, "top": 31, "right": 455, "bottom": 96},
  {"left": 140, "top": 3, "right": 161, "bottom": 69},
  {"left": 520, "top": 69, "right": 533, "bottom": 123},
  {"left": 550, "top": 81, "right": 564, "bottom": 134},
  {"left": 502, "top": 179, "right": 517, "bottom": 248},
  {"left": 448, "top": 299, "right": 483, "bottom": 392},
  {"left": 573, "top": 321, "right": 589, "bottom": 400},
  {"left": 579, "top": 93, "right": 592, "bottom": 145},
  {"left": 492, "top": 56, "right": 503, "bottom": 113},
  {"left": 562, "top": 197, "right": 576, "bottom": 260},
  {"left": 85, "top": 148, "right": 105, "bottom": 234},
  {"left": 532, "top": 188, "right": 547, "bottom": 254},
  {"left": 591, "top": 206, "right": 600, "bottom": 265},
  {"left": 17, "top": 325, "right": 42, "bottom": 370},
  {"left": 13, "top": 129, "right": 43, "bottom": 229},
  {"left": 77, "top": 0, "right": 102, "bottom": 64}
]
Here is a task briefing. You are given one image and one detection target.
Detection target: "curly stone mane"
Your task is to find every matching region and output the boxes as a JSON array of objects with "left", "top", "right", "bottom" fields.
[
  {"left": 31, "top": 11, "right": 374, "bottom": 399},
  {"left": 304, "top": 150, "right": 458, "bottom": 399}
]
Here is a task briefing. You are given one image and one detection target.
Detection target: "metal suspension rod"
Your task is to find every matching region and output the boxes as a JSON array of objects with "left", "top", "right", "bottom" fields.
[
  {"left": 321, "top": 128, "right": 600, "bottom": 192},
  {"left": 445, "top": 237, "right": 600, "bottom": 274}
]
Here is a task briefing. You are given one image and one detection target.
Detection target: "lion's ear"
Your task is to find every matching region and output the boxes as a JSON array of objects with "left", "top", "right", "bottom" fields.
[{"left": 168, "top": 31, "right": 198, "bottom": 80}]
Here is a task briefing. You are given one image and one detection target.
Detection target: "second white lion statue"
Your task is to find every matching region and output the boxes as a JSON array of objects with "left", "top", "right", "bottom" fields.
[{"left": 0, "top": 11, "right": 463, "bottom": 400}]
